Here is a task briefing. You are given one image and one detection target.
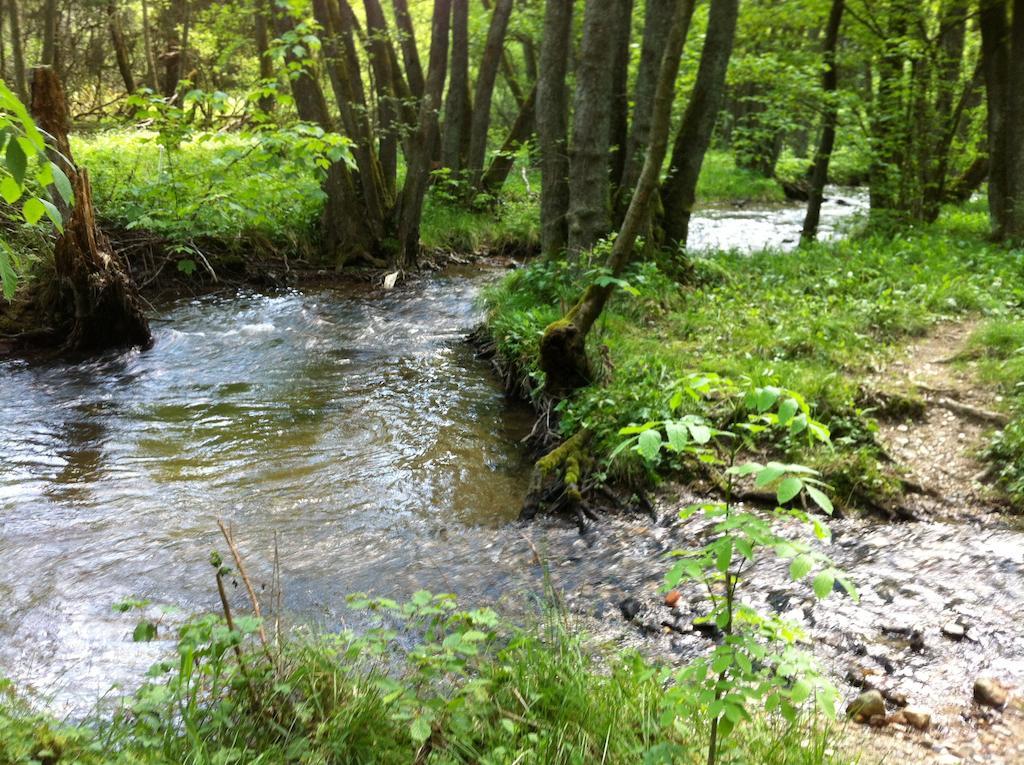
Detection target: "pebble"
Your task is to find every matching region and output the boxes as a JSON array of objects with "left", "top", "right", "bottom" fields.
[
  {"left": 664, "top": 590, "right": 681, "bottom": 608},
  {"left": 618, "top": 597, "right": 642, "bottom": 622},
  {"left": 903, "top": 706, "right": 932, "bottom": 731},
  {"left": 848, "top": 689, "right": 886, "bottom": 722},
  {"left": 973, "top": 677, "right": 1008, "bottom": 709},
  {"left": 942, "top": 622, "right": 966, "bottom": 640}
]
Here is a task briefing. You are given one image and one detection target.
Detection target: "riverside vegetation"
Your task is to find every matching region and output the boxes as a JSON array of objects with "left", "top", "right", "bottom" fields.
[{"left": 2, "top": 0, "right": 1024, "bottom": 763}]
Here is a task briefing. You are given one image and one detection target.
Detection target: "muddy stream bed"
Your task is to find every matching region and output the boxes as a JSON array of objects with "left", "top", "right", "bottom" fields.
[{"left": 2, "top": 190, "right": 1021, "bottom": 760}]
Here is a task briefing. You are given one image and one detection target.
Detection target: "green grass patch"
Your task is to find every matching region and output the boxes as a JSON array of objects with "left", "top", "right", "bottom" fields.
[
  {"left": 696, "top": 150, "right": 785, "bottom": 205},
  {"left": 483, "top": 204, "right": 1024, "bottom": 507},
  {"left": 0, "top": 595, "right": 846, "bottom": 765}
]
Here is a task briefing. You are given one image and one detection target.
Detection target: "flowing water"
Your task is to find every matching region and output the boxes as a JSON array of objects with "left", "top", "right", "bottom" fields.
[{"left": 3, "top": 193, "right": 1020, "bottom": 726}]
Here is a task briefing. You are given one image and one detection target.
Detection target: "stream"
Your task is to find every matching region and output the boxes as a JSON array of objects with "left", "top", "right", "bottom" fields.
[{"left": 3, "top": 189, "right": 1020, "bottom": 733}]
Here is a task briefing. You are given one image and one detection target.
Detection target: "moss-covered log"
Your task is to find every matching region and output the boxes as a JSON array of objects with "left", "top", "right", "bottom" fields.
[{"left": 522, "top": 428, "right": 593, "bottom": 523}]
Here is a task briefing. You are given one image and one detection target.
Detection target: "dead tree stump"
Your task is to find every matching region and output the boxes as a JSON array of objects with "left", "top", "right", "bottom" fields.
[{"left": 30, "top": 66, "right": 152, "bottom": 352}]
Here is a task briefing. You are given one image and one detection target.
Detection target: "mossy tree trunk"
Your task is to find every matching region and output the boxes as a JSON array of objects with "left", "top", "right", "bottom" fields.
[
  {"left": 539, "top": 0, "right": 693, "bottom": 394},
  {"left": 30, "top": 66, "right": 152, "bottom": 353}
]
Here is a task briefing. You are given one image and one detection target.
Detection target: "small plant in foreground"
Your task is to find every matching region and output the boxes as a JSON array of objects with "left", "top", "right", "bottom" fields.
[{"left": 617, "top": 380, "right": 857, "bottom": 765}]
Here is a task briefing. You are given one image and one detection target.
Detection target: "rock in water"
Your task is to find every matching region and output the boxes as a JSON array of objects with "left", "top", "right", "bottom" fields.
[
  {"left": 973, "top": 677, "right": 1008, "bottom": 709},
  {"left": 902, "top": 707, "right": 932, "bottom": 731},
  {"left": 664, "top": 590, "right": 681, "bottom": 608},
  {"left": 848, "top": 690, "right": 886, "bottom": 722},
  {"left": 941, "top": 622, "right": 966, "bottom": 640},
  {"left": 619, "top": 597, "right": 642, "bottom": 622}
]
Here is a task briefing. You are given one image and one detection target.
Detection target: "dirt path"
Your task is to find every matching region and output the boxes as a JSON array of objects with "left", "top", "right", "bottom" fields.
[{"left": 871, "top": 321, "right": 1009, "bottom": 522}]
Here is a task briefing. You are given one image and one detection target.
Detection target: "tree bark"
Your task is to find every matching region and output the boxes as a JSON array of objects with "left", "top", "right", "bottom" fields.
[
  {"left": 616, "top": 0, "right": 696, "bottom": 222},
  {"left": 7, "top": 0, "right": 26, "bottom": 102},
  {"left": 395, "top": 0, "right": 451, "bottom": 266},
  {"left": 30, "top": 67, "right": 151, "bottom": 352},
  {"left": 659, "top": 0, "right": 740, "bottom": 250},
  {"left": 801, "top": 0, "right": 844, "bottom": 242},
  {"left": 106, "top": 0, "right": 136, "bottom": 95},
  {"left": 537, "top": 0, "right": 573, "bottom": 256},
  {"left": 362, "top": 0, "right": 401, "bottom": 192},
  {"left": 608, "top": 0, "right": 634, "bottom": 201},
  {"left": 980, "top": 0, "right": 1011, "bottom": 237},
  {"left": 392, "top": 0, "right": 424, "bottom": 99},
  {"left": 141, "top": 0, "right": 158, "bottom": 90},
  {"left": 442, "top": 0, "right": 470, "bottom": 174},
  {"left": 1007, "top": 0, "right": 1024, "bottom": 238},
  {"left": 567, "top": 0, "right": 629, "bottom": 254},
  {"left": 254, "top": 0, "right": 274, "bottom": 111},
  {"left": 539, "top": 0, "right": 691, "bottom": 392},
  {"left": 41, "top": 0, "right": 57, "bottom": 66},
  {"left": 467, "top": 0, "right": 514, "bottom": 189}
]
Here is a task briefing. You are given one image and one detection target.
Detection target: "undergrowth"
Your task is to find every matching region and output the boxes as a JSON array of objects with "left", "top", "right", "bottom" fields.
[
  {"left": 0, "top": 593, "right": 845, "bottom": 765},
  {"left": 482, "top": 204, "right": 1024, "bottom": 508}
]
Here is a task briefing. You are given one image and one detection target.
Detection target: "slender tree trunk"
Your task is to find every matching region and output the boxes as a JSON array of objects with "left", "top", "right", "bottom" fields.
[
  {"left": 442, "top": 0, "right": 470, "bottom": 174},
  {"left": 802, "top": 0, "right": 844, "bottom": 242},
  {"left": 106, "top": 1, "right": 136, "bottom": 94},
  {"left": 481, "top": 82, "right": 536, "bottom": 195},
  {"left": 539, "top": 0, "right": 692, "bottom": 393},
  {"left": 41, "top": 0, "right": 57, "bottom": 66},
  {"left": 617, "top": 0, "right": 696, "bottom": 221},
  {"left": 141, "top": 0, "right": 158, "bottom": 90},
  {"left": 363, "top": 0, "right": 400, "bottom": 192},
  {"left": 392, "top": 0, "right": 424, "bottom": 99},
  {"left": 980, "top": 0, "right": 1010, "bottom": 237},
  {"left": 567, "top": 0, "right": 629, "bottom": 254},
  {"left": 0, "top": 0, "right": 7, "bottom": 83},
  {"left": 395, "top": 0, "right": 451, "bottom": 266},
  {"left": 467, "top": 0, "right": 514, "bottom": 188},
  {"left": 1007, "top": 0, "right": 1024, "bottom": 238},
  {"left": 179, "top": 0, "right": 191, "bottom": 85},
  {"left": 869, "top": 6, "right": 908, "bottom": 213},
  {"left": 608, "top": 0, "right": 634, "bottom": 199},
  {"left": 7, "top": 0, "right": 26, "bottom": 101},
  {"left": 659, "top": 0, "right": 740, "bottom": 250},
  {"left": 254, "top": 0, "right": 274, "bottom": 111},
  {"left": 30, "top": 66, "right": 151, "bottom": 352},
  {"left": 537, "top": 0, "right": 573, "bottom": 256}
]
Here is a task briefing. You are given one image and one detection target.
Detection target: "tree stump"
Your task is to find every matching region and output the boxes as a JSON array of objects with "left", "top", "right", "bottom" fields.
[{"left": 29, "top": 66, "right": 152, "bottom": 352}]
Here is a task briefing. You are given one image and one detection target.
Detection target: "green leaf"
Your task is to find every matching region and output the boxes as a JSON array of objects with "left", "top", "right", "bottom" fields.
[
  {"left": 40, "top": 199, "right": 62, "bottom": 231},
  {"left": 777, "top": 397, "right": 799, "bottom": 425},
  {"left": 776, "top": 476, "right": 803, "bottom": 504},
  {"left": 5, "top": 136, "right": 26, "bottom": 185},
  {"left": 132, "top": 621, "right": 158, "bottom": 642},
  {"left": 789, "top": 554, "right": 813, "bottom": 580},
  {"left": 637, "top": 429, "right": 662, "bottom": 461},
  {"left": 664, "top": 420, "right": 689, "bottom": 452},
  {"left": 805, "top": 484, "right": 834, "bottom": 515},
  {"left": 715, "top": 541, "right": 733, "bottom": 573},
  {"left": 687, "top": 422, "right": 712, "bottom": 444},
  {"left": 813, "top": 570, "right": 835, "bottom": 599},
  {"left": 754, "top": 462, "right": 786, "bottom": 487},
  {"left": 0, "top": 175, "right": 20, "bottom": 203},
  {"left": 22, "top": 196, "right": 44, "bottom": 225},
  {"left": 410, "top": 716, "right": 431, "bottom": 743},
  {"left": 790, "top": 678, "right": 812, "bottom": 704},
  {"left": 754, "top": 386, "right": 780, "bottom": 413},
  {"left": 49, "top": 162, "right": 73, "bottom": 203}
]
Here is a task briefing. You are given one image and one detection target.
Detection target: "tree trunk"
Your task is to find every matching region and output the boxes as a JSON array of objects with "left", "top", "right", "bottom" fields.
[
  {"left": 254, "top": 0, "right": 274, "bottom": 112},
  {"left": 481, "top": 82, "right": 536, "bottom": 196},
  {"left": 362, "top": 0, "right": 401, "bottom": 193},
  {"left": 7, "top": 0, "right": 26, "bottom": 102},
  {"left": 1007, "top": 0, "right": 1024, "bottom": 238},
  {"left": 394, "top": 0, "right": 451, "bottom": 266},
  {"left": 801, "top": 0, "right": 844, "bottom": 242},
  {"left": 392, "top": 0, "right": 424, "bottom": 99},
  {"left": 869, "top": 7, "right": 907, "bottom": 214},
  {"left": 539, "top": 0, "right": 691, "bottom": 393},
  {"left": 106, "top": 1, "right": 136, "bottom": 94},
  {"left": 608, "top": 0, "right": 634, "bottom": 199},
  {"left": 29, "top": 67, "right": 151, "bottom": 352},
  {"left": 0, "top": 0, "right": 7, "bottom": 83},
  {"left": 659, "top": 0, "right": 740, "bottom": 250},
  {"left": 616, "top": 0, "right": 695, "bottom": 221},
  {"left": 41, "top": 0, "right": 57, "bottom": 66},
  {"left": 180, "top": 0, "right": 191, "bottom": 85},
  {"left": 141, "top": 0, "right": 158, "bottom": 90},
  {"left": 567, "top": 0, "right": 629, "bottom": 254},
  {"left": 980, "top": 0, "right": 1010, "bottom": 237},
  {"left": 467, "top": 0, "right": 514, "bottom": 189},
  {"left": 442, "top": 0, "right": 470, "bottom": 174},
  {"left": 537, "top": 0, "right": 573, "bottom": 256}
]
